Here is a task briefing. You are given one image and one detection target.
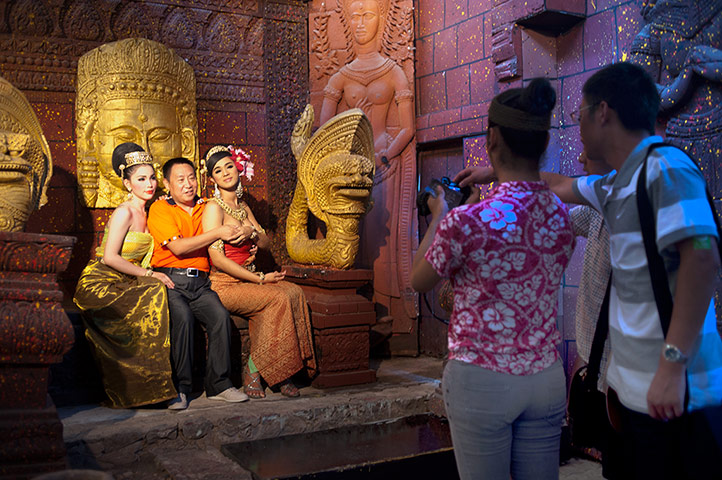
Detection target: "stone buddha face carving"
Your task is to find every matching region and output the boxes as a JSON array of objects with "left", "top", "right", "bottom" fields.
[
  {"left": 92, "top": 98, "right": 191, "bottom": 194},
  {"left": 76, "top": 38, "right": 198, "bottom": 208}
]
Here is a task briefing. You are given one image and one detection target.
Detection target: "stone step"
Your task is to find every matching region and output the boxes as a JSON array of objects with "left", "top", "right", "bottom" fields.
[
  {"left": 61, "top": 357, "right": 443, "bottom": 476},
  {"left": 154, "top": 448, "right": 252, "bottom": 480},
  {"left": 220, "top": 414, "right": 459, "bottom": 480}
]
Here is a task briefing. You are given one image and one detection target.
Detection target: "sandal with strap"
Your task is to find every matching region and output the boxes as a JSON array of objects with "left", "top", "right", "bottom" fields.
[
  {"left": 243, "top": 362, "right": 265, "bottom": 399},
  {"left": 279, "top": 379, "right": 300, "bottom": 398}
]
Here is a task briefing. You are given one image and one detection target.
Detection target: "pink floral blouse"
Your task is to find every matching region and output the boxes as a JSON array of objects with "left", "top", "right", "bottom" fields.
[{"left": 426, "top": 181, "right": 575, "bottom": 375}]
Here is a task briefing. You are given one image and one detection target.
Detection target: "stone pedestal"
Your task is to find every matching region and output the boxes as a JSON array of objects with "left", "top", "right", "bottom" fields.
[
  {"left": 0, "top": 232, "right": 76, "bottom": 479},
  {"left": 284, "top": 265, "right": 376, "bottom": 388}
]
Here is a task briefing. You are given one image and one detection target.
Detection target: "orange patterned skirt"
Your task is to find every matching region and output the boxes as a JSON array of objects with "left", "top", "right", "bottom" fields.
[{"left": 210, "top": 270, "right": 316, "bottom": 386}]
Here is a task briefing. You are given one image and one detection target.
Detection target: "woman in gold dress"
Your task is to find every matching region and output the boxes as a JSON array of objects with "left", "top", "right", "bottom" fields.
[
  {"left": 74, "top": 142, "right": 177, "bottom": 408},
  {"left": 201, "top": 145, "right": 316, "bottom": 398}
]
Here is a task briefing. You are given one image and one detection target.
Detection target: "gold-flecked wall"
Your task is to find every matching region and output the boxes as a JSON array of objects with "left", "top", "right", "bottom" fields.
[
  {"left": 0, "top": 0, "right": 309, "bottom": 299},
  {"left": 414, "top": 0, "right": 722, "bottom": 361}
]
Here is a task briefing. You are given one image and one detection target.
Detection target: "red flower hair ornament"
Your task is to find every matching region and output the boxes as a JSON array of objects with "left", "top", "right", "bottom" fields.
[{"left": 228, "top": 145, "right": 254, "bottom": 181}]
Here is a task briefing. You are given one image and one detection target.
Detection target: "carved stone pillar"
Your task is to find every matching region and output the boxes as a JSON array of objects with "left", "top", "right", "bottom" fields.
[
  {"left": 0, "top": 232, "right": 76, "bottom": 479},
  {"left": 284, "top": 265, "right": 376, "bottom": 388}
]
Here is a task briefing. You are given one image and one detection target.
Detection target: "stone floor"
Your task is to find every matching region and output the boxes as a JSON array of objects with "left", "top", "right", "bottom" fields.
[{"left": 57, "top": 356, "right": 602, "bottom": 479}]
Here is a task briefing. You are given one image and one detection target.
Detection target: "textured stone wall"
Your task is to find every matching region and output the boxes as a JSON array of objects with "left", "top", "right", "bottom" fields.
[
  {"left": 414, "top": 0, "right": 646, "bottom": 368},
  {"left": 0, "top": 0, "right": 308, "bottom": 296}
]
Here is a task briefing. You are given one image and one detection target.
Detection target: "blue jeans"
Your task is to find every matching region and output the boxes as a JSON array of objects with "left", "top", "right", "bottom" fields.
[{"left": 443, "top": 359, "right": 566, "bottom": 480}]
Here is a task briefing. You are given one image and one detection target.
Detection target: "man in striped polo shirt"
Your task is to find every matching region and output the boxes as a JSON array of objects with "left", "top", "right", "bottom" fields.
[{"left": 456, "top": 63, "right": 722, "bottom": 478}]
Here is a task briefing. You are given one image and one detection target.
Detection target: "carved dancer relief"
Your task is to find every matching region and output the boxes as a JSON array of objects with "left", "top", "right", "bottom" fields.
[
  {"left": 75, "top": 38, "right": 198, "bottom": 208},
  {"left": 286, "top": 105, "right": 375, "bottom": 270},
  {"left": 0, "top": 75, "right": 51, "bottom": 232},
  {"left": 312, "top": 0, "right": 418, "bottom": 335},
  {"left": 0, "top": 0, "right": 264, "bottom": 105},
  {"left": 628, "top": 0, "right": 722, "bottom": 190}
]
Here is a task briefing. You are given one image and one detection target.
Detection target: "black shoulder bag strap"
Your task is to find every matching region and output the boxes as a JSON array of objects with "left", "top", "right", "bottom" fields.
[
  {"left": 635, "top": 142, "right": 722, "bottom": 405},
  {"left": 584, "top": 275, "right": 611, "bottom": 390},
  {"left": 636, "top": 142, "right": 722, "bottom": 334}
]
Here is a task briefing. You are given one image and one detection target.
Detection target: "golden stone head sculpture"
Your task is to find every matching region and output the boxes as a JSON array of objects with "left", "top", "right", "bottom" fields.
[
  {"left": 286, "top": 105, "right": 374, "bottom": 269},
  {"left": 0, "top": 75, "right": 52, "bottom": 232},
  {"left": 76, "top": 38, "right": 198, "bottom": 208}
]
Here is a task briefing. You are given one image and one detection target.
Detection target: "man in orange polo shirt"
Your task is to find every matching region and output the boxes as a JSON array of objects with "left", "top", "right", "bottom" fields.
[{"left": 148, "top": 157, "right": 250, "bottom": 409}]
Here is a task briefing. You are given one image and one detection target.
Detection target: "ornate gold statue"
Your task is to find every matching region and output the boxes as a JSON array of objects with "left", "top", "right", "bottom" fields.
[
  {"left": 0, "top": 75, "right": 51, "bottom": 232},
  {"left": 76, "top": 38, "right": 198, "bottom": 208},
  {"left": 286, "top": 105, "right": 374, "bottom": 269}
]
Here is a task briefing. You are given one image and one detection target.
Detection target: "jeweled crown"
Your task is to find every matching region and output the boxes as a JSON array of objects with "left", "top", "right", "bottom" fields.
[
  {"left": 119, "top": 151, "right": 154, "bottom": 173},
  {"left": 205, "top": 145, "right": 230, "bottom": 161}
]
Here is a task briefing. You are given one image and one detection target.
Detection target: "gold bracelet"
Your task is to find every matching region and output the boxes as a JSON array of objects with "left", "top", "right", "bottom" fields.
[
  {"left": 250, "top": 230, "right": 259, "bottom": 241},
  {"left": 145, "top": 269, "right": 153, "bottom": 277},
  {"left": 258, "top": 272, "right": 265, "bottom": 284}
]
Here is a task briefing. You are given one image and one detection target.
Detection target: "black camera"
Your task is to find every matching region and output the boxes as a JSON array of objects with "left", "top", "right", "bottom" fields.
[{"left": 416, "top": 176, "right": 472, "bottom": 216}]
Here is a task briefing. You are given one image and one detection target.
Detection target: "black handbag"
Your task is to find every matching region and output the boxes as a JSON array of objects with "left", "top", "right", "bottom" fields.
[
  {"left": 635, "top": 142, "right": 722, "bottom": 476},
  {"left": 567, "top": 276, "right": 611, "bottom": 452}
]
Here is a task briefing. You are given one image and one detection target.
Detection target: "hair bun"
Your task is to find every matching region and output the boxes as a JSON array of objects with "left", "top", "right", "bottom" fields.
[
  {"left": 521, "top": 78, "right": 556, "bottom": 116},
  {"left": 111, "top": 142, "right": 145, "bottom": 177}
]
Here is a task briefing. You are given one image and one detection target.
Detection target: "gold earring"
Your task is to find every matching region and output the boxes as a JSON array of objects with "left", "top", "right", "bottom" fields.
[
  {"left": 126, "top": 187, "right": 132, "bottom": 200},
  {"left": 236, "top": 181, "right": 243, "bottom": 199}
]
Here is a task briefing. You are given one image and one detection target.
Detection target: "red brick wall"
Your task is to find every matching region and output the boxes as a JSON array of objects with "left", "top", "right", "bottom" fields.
[{"left": 414, "top": 0, "right": 645, "bottom": 363}]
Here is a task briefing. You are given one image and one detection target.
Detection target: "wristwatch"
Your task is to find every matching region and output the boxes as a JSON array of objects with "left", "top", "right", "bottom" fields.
[{"left": 663, "top": 343, "right": 688, "bottom": 364}]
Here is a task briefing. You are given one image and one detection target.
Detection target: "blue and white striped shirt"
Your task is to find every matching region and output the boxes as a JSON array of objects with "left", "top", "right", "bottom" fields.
[{"left": 573, "top": 136, "right": 722, "bottom": 414}]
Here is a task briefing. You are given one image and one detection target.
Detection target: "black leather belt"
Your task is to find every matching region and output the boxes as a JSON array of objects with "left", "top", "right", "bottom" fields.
[{"left": 155, "top": 267, "right": 208, "bottom": 278}]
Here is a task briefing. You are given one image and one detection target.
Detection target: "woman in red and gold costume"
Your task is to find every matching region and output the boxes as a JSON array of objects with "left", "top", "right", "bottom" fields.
[{"left": 201, "top": 145, "right": 316, "bottom": 398}]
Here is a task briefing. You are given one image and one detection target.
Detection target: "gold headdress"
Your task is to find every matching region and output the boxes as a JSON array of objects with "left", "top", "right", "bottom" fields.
[
  {"left": 119, "top": 151, "right": 154, "bottom": 175},
  {"left": 205, "top": 145, "right": 230, "bottom": 162}
]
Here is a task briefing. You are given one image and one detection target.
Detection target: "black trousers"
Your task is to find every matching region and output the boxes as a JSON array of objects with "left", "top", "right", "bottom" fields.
[
  {"left": 165, "top": 273, "right": 233, "bottom": 397},
  {"left": 612, "top": 402, "right": 722, "bottom": 480}
]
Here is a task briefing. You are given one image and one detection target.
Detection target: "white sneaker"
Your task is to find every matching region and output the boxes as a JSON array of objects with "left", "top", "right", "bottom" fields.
[
  {"left": 168, "top": 392, "right": 188, "bottom": 410},
  {"left": 207, "top": 387, "right": 249, "bottom": 403}
]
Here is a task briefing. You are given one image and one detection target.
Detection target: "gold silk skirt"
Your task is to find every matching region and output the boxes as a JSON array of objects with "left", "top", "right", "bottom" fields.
[
  {"left": 210, "top": 270, "right": 317, "bottom": 386},
  {"left": 73, "top": 260, "right": 176, "bottom": 408}
]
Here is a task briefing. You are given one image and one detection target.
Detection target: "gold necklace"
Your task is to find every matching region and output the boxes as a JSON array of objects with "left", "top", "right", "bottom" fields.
[{"left": 211, "top": 197, "right": 247, "bottom": 221}]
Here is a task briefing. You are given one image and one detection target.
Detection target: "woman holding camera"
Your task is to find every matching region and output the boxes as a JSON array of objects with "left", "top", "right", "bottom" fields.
[{"left": 411, "top": 78, "right": 575, "bottom": 480}]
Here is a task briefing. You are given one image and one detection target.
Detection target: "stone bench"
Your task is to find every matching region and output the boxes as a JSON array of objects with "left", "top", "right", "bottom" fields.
[
  {"left": 49, "top": 310, "right": 252, "bottom": 406},
  {"left": 50, "top": 266, "right": 379, "bottom": 405}
]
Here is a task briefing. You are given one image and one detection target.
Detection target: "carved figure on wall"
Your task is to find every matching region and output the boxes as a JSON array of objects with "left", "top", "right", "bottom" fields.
[
  {"left": 629, "top": 0, "right": 722, "bottom": 330},
  {"left": 76, "top": 38, "right": 198, "bottom": 208},
  {"left": 629, "top": 1, "right": 722, "bottom": 187},
  {"left": 317, "top": 0, "right": 417, "bottom": 338},
  {"left": 286, "top": 105, "right": 375, "bottom": 269},
  {"left": 0, "top": 75, "right": 51, "bottom": 232}
]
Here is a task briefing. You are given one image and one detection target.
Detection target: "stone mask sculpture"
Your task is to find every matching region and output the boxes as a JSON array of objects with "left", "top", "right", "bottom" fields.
[
  {"left": 0, "top": 75, "right": 51, "bottom": 232},
  {"left": 286, "top": 105, "right": 374, "bottom": 269},
  {"left": 76, "top": 38, "right": 198, "bottom": 208}
]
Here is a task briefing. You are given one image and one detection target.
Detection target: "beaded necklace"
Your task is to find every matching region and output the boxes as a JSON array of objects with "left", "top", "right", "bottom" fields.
[{"left": 211, "top": 197, "right": 248, "bottom": 221}]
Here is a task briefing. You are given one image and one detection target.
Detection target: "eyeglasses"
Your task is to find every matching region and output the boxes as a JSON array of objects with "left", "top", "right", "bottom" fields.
[{"left": 569, "top": 103, "right": 598, "bottom": 123}]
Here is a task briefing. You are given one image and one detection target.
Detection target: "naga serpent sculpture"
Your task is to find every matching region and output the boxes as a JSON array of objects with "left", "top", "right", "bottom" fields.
[{"left": 285, "top": 104, "right": 375, "bottom": 269}]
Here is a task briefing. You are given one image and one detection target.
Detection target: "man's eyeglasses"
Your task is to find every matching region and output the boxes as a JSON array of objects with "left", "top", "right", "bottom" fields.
[{"left": 569, "top": 103, "right": 598, "bottom": 123}]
